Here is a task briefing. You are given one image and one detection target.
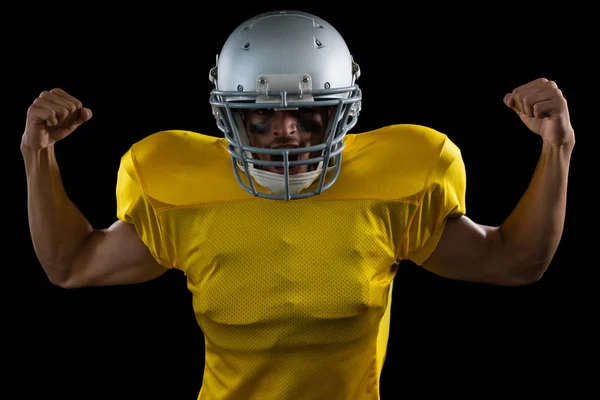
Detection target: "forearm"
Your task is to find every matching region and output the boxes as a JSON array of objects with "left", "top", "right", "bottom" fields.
[
  {"left": 21, "top": 141, "right": 93, "bottom": 284},
  {"left": 499, "top": 139, "right": 574, "bottom": 274}
]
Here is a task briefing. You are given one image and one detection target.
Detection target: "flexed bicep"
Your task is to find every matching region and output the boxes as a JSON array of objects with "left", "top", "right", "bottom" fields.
[
  {"left": 420, "top": 215, "right": 534, "bottom": 286},
  {"left": 64, "top": 220, "right": 169, "bottom": 288}
]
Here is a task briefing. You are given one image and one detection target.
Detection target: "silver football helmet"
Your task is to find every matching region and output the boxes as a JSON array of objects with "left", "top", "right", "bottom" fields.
[{"left": 209, "top": 10, "right": 362, "bottom": 200}]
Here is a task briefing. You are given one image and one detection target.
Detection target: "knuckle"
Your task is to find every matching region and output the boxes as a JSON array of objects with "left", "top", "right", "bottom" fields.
[
  {"left": 39, "top": 90, "right": 51, "bottom": 99},
  {"left": 57, "top": 107, "right": 69, "bottom": 119},
  {"left": 67, "top": 103, "right": 78, "bottom": 113}
]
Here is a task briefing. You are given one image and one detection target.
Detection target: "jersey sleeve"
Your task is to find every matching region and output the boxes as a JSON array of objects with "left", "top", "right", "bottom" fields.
[
  {"left": 115, "top": 146, "right": 176, "bottom": 269},
  {"left": 406, "top": 135, "right": 467, "bottom": 266}
]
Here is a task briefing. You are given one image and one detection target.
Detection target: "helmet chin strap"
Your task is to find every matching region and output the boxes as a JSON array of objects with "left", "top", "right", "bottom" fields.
[{"left": 238, "top": 160, "right": 333, "bottom": 195}]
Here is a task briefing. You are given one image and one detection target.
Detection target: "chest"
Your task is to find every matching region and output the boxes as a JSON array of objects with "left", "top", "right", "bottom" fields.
[{"left": 159, "top": 199, "right": 411, "bottom": 325}]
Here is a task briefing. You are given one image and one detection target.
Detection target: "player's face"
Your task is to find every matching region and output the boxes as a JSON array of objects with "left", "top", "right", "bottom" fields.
[{"left": 243, "top": 107, "right": 330, "bottom": 175}]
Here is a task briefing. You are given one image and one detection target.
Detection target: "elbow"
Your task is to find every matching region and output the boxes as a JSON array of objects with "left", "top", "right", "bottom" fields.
[
  {"left": 49, "top": 276, "right": 86, "bottom": 289},
  {"left": 40, "top": 260, "right": 88, "bottom": 289},
  {"left": 49, "top": 272, "right": 89, "bottom": 289},
  {"left": 507, "top": 267, "right": 547, "bottom": 286},
  {"left": 510, "top": 246, "right": 556, "bottom": 286},
  {"left": 496, "top": 260, "right": 551, "bottom": 287},
  {"left": 47, "top": 275, "right": 74, "bottom": 289},
  {"left": 492, "top": 233, "right": 555, "bottom": 286}
]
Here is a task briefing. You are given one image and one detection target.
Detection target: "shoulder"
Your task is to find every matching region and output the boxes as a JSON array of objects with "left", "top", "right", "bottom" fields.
[
  {"left": 344, "top": 124, "right": 458, "bottom": 168},
  {"left": 127, "top": 129, "right": 225, "bottom": 164},
  {"left": 347, "top": 124, "right": 449, "bottom": 146},
  {"left": 118, "top": 130, "right": 233, "bottom": 205},
  {"left": 327, "top": 124, "right": 462, "bottom": 200}
]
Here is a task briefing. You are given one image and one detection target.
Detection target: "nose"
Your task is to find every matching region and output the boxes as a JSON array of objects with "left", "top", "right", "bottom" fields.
[{"left": 271, "top": 111, "right": 297, "bottom": 137}]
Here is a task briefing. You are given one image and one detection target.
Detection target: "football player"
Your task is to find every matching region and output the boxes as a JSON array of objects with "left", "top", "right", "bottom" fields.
[{"left": 21, "top": 10, "right": 575, "bottom": 400}]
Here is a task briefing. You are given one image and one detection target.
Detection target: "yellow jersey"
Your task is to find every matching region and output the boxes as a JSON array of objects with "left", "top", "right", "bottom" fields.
[{"left": 116, "top": 124, "right": 467, "bottom": 399}]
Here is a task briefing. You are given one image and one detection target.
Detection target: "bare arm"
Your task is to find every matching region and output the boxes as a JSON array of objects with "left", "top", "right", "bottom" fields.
[
  {"left": 421, "top": 78, "right": 574, "bottom": 286},
  {"left": 22, "top": 89, "right": 168, "bottom": 289}
]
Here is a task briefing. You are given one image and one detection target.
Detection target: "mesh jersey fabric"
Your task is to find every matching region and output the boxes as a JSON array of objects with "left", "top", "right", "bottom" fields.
[{"left": 115, "top": 124, "right": 467, "bottom": 399}]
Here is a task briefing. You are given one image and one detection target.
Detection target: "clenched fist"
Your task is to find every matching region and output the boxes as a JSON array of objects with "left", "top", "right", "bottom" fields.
[
  {"left": 22, "top": 88, "right": 93, "bottom": 151},
  {"left": 503, "top": 78, "right": 575, "bottom": 146}
]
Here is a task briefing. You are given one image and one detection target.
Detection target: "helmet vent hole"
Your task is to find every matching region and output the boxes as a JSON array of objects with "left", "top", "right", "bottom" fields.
[
  {"left": 315, "top": 38, "right": 323, "bottom": 48},
  {"left": 243, "top": 41, "right": 251, "bottom": 50}
]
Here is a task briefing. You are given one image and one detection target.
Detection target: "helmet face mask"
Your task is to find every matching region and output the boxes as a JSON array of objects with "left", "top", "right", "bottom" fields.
[
  {"left": 240, "top": 105, "right": 333, "bottom": 175},
  {"left": 208, "top": 10, "right": 362, "bottom": 200}
]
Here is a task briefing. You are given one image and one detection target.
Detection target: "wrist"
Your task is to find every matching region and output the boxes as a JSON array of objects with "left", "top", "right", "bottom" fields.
[
  {"left": 21, "top": 139, "right": 56, "bottom": 170},
  {"left": 542, "top": 137, "right": 575, "bottom": 152},
  {"left": 541, "top": 138, "right": 574, "bottom": 164},
  {"left": 21, "top": 136, "right": 50, "bottom": 155}
]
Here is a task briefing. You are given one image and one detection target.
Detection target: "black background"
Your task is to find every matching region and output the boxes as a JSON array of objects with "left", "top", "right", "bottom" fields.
[{"left": 8, "top": 2, "right": 584, "bottom": 399}]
